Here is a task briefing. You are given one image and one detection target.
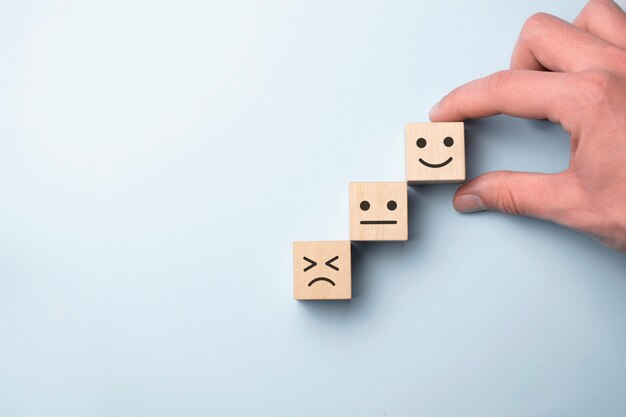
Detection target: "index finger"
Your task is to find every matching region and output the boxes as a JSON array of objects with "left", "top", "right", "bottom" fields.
[{"left": 429, "top": 70, "right": 579, "bottom": 130}]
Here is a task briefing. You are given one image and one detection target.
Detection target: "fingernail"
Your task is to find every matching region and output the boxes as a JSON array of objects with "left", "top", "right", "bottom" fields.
[
  {"left": 428, "top": 101, "right": 441, "bottom": 119},
  {"left": 455, "top": 194, "right": 485, "bottom": 213}
]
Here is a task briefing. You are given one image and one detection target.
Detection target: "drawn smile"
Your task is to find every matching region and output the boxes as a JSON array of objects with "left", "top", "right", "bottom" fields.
[
  {"left": 308, "top": 277, "right": 336, "bottom": 287},
  {"left": 419, "top": 157, "right": 453, "bottom": 168},
  {"left": 360, "top": 220, "right": 398, "bottom": 225}
]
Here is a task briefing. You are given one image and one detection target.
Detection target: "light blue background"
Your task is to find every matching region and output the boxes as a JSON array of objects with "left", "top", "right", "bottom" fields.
[{"left": 1, "top": 1, "right": 626, "bottom": 416}]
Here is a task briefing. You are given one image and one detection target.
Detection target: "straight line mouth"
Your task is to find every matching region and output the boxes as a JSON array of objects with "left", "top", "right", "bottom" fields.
[{"left": 360, "top": 220, "right": 398, "bottom": 225}]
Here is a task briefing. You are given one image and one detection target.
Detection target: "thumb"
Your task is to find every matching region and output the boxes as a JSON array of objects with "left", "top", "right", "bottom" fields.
[{"left": 454, "top": 171, "right": 572, "bottom": 222}]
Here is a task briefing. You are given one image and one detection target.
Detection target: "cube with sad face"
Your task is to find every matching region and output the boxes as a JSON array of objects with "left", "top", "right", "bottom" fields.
[
  {"left": 406, "top": 122, "right": 465, "bottom": 184},
  {"left": 293, "top": 241, "right": 351, "bottom": 300}
]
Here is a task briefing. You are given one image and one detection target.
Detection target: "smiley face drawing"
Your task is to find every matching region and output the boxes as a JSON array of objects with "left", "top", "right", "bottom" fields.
[
  {"left": 405, "top": 122, "right": 465, "bottom": 184},
  {"left": 349, "top": 182, "right": 408, "bottom": 241},
  {"left": 293, "top": 241, "right": 351, "bottom": 300}
]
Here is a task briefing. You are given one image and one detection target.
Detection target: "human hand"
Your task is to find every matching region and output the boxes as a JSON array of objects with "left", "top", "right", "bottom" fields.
[{"left": 429, "top": 0, "right": 626, "bottom": 252}]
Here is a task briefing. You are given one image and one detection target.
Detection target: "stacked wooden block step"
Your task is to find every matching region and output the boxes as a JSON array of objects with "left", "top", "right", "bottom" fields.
[{"left": 294, "top": 122, "right": 465, "bottom": 300}]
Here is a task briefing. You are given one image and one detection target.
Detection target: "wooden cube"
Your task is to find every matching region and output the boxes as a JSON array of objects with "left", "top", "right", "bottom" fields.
[
  {"left": 349, "top": 182, "right": 408, "bottom": 241},
  {"left": 406, "top": 122, "right": 465, "bottom": 184},
  {"left": 293, "top": 241, "right": 351, "bottom": 300}
]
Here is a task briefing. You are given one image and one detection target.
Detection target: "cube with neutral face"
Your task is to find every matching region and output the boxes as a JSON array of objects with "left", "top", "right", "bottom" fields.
[
  {"left": 293, "top": 241, "right": 351, "bottom": 300},
  {"left": 349, "top": 182, "right": 408, "bottom": 241},
  {"left": 406, "top": 122, "right": 465, "bottom": 184}
]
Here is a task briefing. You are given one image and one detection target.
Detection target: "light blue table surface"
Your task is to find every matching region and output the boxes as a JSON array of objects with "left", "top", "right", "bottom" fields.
[{"left": 1, "top": 1, "right": 626, "bottom": 416}]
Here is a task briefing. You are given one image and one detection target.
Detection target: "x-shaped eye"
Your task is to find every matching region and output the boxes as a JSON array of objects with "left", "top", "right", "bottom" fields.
[
  {"left": 325, "top": 256, "right": 339, "bottom": 271},
  {"left": 303, "top": 257, "right": 317, "bottom": 272}
]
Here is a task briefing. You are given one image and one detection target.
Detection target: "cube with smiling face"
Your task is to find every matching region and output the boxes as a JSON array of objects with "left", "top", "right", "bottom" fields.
[
  {"left": 349, "top": 182, "right": 408, "bottom": 241},
  {"left": 406, "top": 122, "right": 465, "bottom": 184}
]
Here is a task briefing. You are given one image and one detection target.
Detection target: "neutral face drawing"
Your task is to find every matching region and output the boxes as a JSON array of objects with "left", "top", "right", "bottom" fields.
[
  {"left": 293, "top": 241, "right": 351, "bottom": 300},
  {"left": 406, "top": 122, "right": 465, "bottom": 184},
  {"left": 349, "top": 182, "right": 408, "bottom": 241}
]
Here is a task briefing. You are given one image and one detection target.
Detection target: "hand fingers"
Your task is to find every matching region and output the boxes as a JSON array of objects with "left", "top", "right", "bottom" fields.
[
  {"left": 509, "top": 12, "right": 626, "bottom": 73},
  {"left": 453, "top": 171, "right": 579, "bottom": 225},
  {"left": 429, "top": 70, "right": 580, "bottom": 130},
  {"left": 573, "top": 0, "right": 626, "bottom": 50}
]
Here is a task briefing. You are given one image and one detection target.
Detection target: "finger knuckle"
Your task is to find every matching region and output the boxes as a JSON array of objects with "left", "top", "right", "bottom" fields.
[
  {"left": 520, "top": 12, "right": 553, "bottom": 39},
  {"left": 495, "top": 188, "right": 523, "bottom": 217},
  {"left": 440, "top": 88, "right": 459, "bottom": 111},
  {"left": 574, "top": 71, "right": 620, "bottom": 107},
  {"left": 493, "top": 172, "right": 524, "bottom": 216},
  {"left": 486, "top": 70, "right": 514, "bottom": 95}
]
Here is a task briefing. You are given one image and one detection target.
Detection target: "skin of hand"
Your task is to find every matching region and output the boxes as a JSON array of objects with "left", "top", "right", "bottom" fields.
[{"left": 429, "top": 0, "right": 626, "bottom": 253}]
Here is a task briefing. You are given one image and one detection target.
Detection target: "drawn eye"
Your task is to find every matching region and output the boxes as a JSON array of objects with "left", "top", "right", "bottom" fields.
[
  {"left": 303, "top": 256, "right": 317, "bottom": 272},
  {"left": 416, "top": 138, "right": 427, "bottom": 148},
  {"left": 325, "top": 256, "right": 339, "bottom": 271},
  {"left": 387, "top": 200, "right": 397, "bottom": 211},
  {"left": 360, "top": 200, "right": 370, "bottom": 211},
  {"left": 443, "top": 136, "right": 454, "bottom": 147}
]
